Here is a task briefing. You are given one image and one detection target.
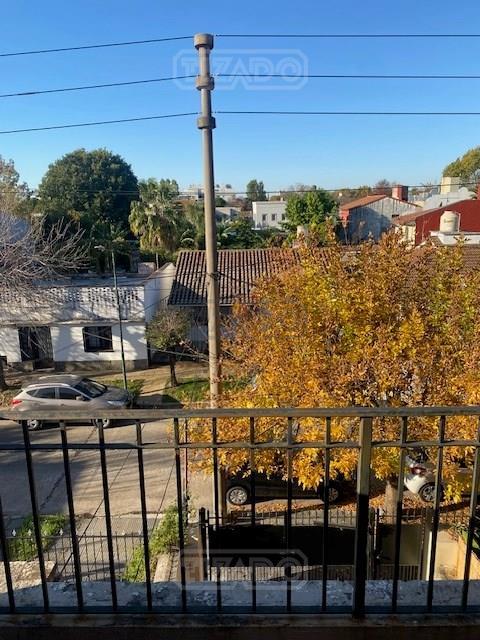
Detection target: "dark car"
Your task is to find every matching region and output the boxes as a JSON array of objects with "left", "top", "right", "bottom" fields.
[{"left": 225, "top": 470, "right": 345, "bottom": 506}]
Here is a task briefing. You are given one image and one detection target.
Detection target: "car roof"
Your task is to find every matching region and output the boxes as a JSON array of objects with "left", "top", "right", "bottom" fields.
[{"left": 21, "top": 374, "right": 86, "bottom": 389}]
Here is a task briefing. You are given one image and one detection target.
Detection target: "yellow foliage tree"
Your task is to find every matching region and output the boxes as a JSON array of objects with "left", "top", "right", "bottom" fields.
[{"left": 201, "top": 233, "right": 480, "bottom": 503}]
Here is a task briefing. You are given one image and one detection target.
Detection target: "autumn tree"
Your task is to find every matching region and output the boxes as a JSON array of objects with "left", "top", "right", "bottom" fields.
[
  {"left": 212, "top": 234, "right": 480, "bottom": 506},
  {"left": 146, "top": 308, "right": 191, "bottom": 387}
]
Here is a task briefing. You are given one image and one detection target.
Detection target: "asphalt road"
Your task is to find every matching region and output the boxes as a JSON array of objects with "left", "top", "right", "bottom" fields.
[{"left": 0, "top": 418, "right": 213, "bottom": 527}]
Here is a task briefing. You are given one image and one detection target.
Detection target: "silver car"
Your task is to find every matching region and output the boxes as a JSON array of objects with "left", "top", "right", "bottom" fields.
[{"left": 11, "top": 375, "right": 132, "bottom": 430}]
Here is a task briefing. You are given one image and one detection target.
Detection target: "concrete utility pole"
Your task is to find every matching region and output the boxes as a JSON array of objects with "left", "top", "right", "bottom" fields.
[{"left": 194, "top": 33, "right": 222, "bottom": 405}]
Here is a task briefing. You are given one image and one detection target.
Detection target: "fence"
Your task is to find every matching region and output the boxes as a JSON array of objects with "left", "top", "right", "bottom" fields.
[{"left": 0, "top": 405, "right": 479, "bottom": 618}]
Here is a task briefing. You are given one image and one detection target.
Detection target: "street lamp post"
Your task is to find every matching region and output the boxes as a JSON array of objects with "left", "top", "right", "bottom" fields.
[{"left": 95, "top": 245, "right": 128, "bottom": 390}]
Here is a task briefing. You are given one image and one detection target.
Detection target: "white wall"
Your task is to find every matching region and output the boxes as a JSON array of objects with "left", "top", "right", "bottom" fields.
[
  {"left": 143, "top": 263, "right": 175, "bottom": 324},
  {"left": 0, "top": 326, "right": 21, "bottom": 363},
  {"left": 50, "top": 323, "right": 148, "bottom": 363},
  {"left": 252, "top": 201, "right": 287, "bottom": 229}
]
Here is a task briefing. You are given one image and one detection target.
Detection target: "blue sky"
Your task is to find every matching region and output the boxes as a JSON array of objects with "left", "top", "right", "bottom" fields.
[{"left": 2, "top": 0, "right": 480, "bottom": 192}]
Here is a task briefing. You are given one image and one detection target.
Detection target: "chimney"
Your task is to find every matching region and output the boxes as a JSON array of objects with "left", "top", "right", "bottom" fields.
[
  {"left": 440, "top": 176, "right": 461, "bottom": 194},
  {"left": 392, "top": 185, "right": 408, "bottom": 202}
]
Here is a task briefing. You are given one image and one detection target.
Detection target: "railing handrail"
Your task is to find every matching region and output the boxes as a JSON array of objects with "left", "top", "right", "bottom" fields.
[{"left": 3, "top": 404, "right": 480, "bottom": 420}]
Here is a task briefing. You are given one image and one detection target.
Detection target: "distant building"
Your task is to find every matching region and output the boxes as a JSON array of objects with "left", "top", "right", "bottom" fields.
[
  {"left": 340, "top": 186, "right": 418, "bottom": 243},
  {"left": 215, "top": 207, "right": 241, "bottom": 223},
  {"left": 395, "top": 198, "right": 480, "bottom": 246},
  {"left": 0, "top": 264, "right": 175, "bottom": 372},
  {"left": 252, "top": 201, "right": 287, "bottom": 229},
  {"left": 413, "top": 176, "right": 475, "bottom": 209},
  {"left": 183, "top": 184, "right": 237, "bottom": 202}
]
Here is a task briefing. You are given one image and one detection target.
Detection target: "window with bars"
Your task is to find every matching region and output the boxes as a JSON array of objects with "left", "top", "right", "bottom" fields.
[{"left": 83, "top": 326, "right": 113, "bottom": 352}]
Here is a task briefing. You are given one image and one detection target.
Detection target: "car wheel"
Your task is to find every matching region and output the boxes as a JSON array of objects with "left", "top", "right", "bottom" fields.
[
  {"left": 26, "top": 419, "right": 42, "bottom": 431},
  {"left": 327, "top": 482, "right": 341, "bottom": 504},
  {"left": 418, "top": 482, "right": 437, "bottom": 503},
  {"left": 226, "top": 486, "right": 249, "bottom": 506},
  {"left": 93, "top": 418, "right": 112, "bottom": 429}
]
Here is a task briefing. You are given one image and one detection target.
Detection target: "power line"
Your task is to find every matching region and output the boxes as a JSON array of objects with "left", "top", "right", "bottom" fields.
[
  {"left": 218, "top": 109, "right": 480, "bottom": 116},
  {"left": 2, "top": 181, "right": 477, "bottom": 198},
  {"left": 5, "top": 72, "right": 480, "bottom": 100},
  {"left": 0, "top": 35, "right": 192, "bottom": 58},
  {"left": 0, "top": 75, "right": 197, "bottom": 99},
  {"left": 218, "top": 73, "right": 480, "bottom": 80},
  {"left": 217, "top": 33, "right": 480, "bottom": 39},
  {"left": 0, "top": 112, "right": 198, "bottom": 135}
]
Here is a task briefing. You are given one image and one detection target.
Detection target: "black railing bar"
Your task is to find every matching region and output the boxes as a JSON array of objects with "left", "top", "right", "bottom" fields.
[
  {"left": 97, "top": 423, "right": 118, "bottom": 611},
  {"left": 462, "top": 416, "right": 480, "bottom": 609},
  {"left": 353, "top": 417, "right": 373, "bottom": 618},
  {"left": 427, "top": 416, "right": 446, "bottom": 611},
  {"left": 21, "top": 422, "right": 50, "bottom": 612},
  {"left": 322, "top": 416, "right": 331, "bottom": 613},
  {"left": 5, "top": 405, "right": 480, "bottom": 419},
  {"left": 286, "top": 417, "right": 293, "bottom": 613},
  {"left": 249, "top": 417, "right": 256, "bottom": 530},
  {"left": 173, "top": 418, "right": 187, "bottom": 613},
  {"left": 59, "top": 423, "right": 83, "bottom": 611},
  {"left": 0, "top": 497, "right": 15, "bottom": 612},
  {"left": 391, "top": 416, "right": 408, "bottom": 612},
  {"left": 2, "top": 437, "right": 479, "bottom": 453},
  {"left": 135, "top": 421, "right": 152, "bottom": 611}
]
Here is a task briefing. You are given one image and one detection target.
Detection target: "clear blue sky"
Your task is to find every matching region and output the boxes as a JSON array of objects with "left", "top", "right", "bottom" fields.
[{"left": 2, "top": 0, "right": 480, "bottom": 192}]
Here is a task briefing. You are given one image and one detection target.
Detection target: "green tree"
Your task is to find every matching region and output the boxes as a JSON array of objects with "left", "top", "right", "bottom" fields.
[
  {"left": 181, "top": 201, "right": 205, "bottom": 249},
  {"left": 284, "top": 189, "right": 338, "bottom": 242},
  {"left": 246, "top": 179, "right": 267, "bottom": 206},
  {"left": 0, "top": 156, "right": 34, "bottom": 218},
  {"left": 146, "top": 308, "right": 191, "bottom": 387},
  {"left": 218, "top": 217, "right": 262, "bottom": 248},
  {"left": 129, "top": 178, "right": 187, "bottom": 256},
  {"left": 443, "top": 146, "right": 480, "bottom": 185},
  {"left": 38, "top": 148, "right": 139, "bottom": 229}
]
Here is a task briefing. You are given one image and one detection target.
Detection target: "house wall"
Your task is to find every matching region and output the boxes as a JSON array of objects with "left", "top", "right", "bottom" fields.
[
  {"left": 49, "top": 323, "right": 148, "bottom": 369},
  {"left": 143, "top": 264, "right": 175, "bottom": 324},
  {"left": 252, "top": 201, "right": 287, "bottom": 229},
  {"left": 414, "top": 200, "right": 480, "bottom": 245},
  {"left": 348, "top": 198, "right": 417, "bottom": 242},
  {"left": 0, "top": 326, "right": 21, "bottom": 363}
]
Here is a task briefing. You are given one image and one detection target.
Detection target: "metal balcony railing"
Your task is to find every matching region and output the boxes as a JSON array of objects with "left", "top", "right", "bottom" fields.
[{"left": 0, "top": 406, "right": 479, "bottom": 618}]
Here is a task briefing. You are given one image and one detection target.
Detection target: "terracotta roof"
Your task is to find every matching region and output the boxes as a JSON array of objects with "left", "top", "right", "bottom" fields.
[
  {"left": 169, "top": 249, "right": 305, "bottom": 306},
  {"left": 341, "top": 194, "right": 420, "bottom": 212},
  {"left": 340, "top": 194, "right": 386, "bottom": 210}
]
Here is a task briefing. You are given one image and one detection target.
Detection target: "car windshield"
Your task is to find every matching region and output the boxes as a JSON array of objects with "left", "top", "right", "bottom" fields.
[{"left": 73, "top": 378, "right": 107, "bottom": 399}]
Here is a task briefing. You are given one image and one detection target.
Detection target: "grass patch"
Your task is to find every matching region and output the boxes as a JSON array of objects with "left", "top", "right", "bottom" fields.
[
  {"left": 164, "top": 376, "right": 250, "bottom": 405},
  {"left": 123, "top": 506, "right": 181, "bottom": 582},
  {"left": 102, "top": 378, "right": 145, "bottom": 401},
  {"left": 8, "top": 514, "right": 68, "bottom": 561}
]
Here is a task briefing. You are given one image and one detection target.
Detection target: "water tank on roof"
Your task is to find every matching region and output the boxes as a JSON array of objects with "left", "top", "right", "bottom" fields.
[{"left": 439, "top": 210, "right": 460, "bottom": 233}]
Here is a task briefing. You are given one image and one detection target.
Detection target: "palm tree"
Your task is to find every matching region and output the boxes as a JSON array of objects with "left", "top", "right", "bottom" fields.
[{"left": 129, "top": 179, "right": 186, "bottom": 254}]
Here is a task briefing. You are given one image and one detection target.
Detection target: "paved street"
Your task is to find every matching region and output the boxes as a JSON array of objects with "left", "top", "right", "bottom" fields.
[{"left": 0, "top": 418, "right": 213, "bottom": 528}]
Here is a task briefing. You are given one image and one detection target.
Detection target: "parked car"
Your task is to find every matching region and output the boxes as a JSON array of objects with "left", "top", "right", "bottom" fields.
[
  {"left": 404, "top": 449, "right": 475, "bottom": 503},
  {"left": 11, "top": 375, "right": 132, "bottom": 430},
  {"left": 225, "top": 470, "right": 346, "bottom": 506}
]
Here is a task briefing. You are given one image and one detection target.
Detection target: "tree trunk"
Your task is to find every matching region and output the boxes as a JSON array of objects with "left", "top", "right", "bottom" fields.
[
  {"left": 169, "top": 354, "right": 178, "bottom": 387},
  {"left": 384, "top": 475, "right": 399, "bottom": 522},
  {"left": 0, "top": 359, "right": 8, "bottom": 392}
]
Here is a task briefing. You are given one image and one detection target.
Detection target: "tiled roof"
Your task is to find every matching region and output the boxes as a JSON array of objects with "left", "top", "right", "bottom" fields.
[
  {"left": 340, "top": 195, "right": 386, "bottom": 210},
  {"left": 169, "top": 249, "right": 304, "bottom": 306},
  {"left": 340, "top": 195, "right": 420, "bottom": 212}
]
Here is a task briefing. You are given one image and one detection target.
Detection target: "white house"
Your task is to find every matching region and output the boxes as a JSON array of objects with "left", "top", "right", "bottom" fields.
[
  {"left": 252, "top": 201, "right": 287, "bottom": 229},
  {"left": 0, "top": 263, "right": 175, "bottom": 372}
]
